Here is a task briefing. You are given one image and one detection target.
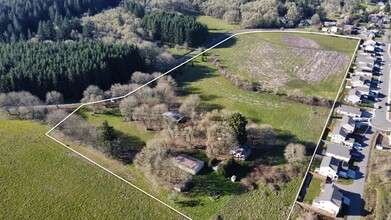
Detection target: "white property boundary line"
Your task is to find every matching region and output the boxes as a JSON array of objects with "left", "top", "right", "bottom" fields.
[
  {"left": 45, "top": 30, "right": 361, "bottom": 220},
  {"left": 285, "top": 35, "right": 361, "bottom": 219}
]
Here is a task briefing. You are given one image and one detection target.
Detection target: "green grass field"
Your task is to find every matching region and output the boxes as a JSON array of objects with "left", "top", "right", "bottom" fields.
[
  {"left": 218, "top": 178, "right": 302, "bottom": 219},
  {"left": 209, "top": 33, "right": 357, "bottom": 99},
  {"left": 303, "top": 177, "right": 323, "bottom": 204},
  {"left": 196, "top": 15, "right": 240, "bottom": 42},
  {"left": 176, "top": 58, "right": 330, "bottom": 142},
  {"left": 0, "top": 119, "right": 182, "bottom": 220}
]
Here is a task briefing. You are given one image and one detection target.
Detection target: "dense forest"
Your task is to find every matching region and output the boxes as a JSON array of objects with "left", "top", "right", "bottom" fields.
[
  {"left": 0, "top": 0, "right": 121, "bottom": 42},
  {"left": 142, "top": 11, "right": 208, "bottom": 46},
  {"left": 0, "top": 41, "right": 144, "bottom": 99}
]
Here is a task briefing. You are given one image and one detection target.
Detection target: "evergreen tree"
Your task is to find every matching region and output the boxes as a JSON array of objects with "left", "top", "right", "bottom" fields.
[
  {"left": 100, "top": 120, "right": 117, "bottom": 143},
  {"left": 228, "top": 112, "right": 248, "bottom": 145}
]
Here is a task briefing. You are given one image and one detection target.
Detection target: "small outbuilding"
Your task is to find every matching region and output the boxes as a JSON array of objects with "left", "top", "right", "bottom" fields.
[{"left": 174, "top": 154, "right": 205, "bottom": 175}]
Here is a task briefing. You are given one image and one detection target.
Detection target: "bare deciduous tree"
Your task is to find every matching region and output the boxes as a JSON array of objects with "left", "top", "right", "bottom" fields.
[
  {"left": 284, "top": 143, "right": 306, "bottom": 163},
  {"left": 179, "top": 94, "right": 201, "bottom": 118},
  {"left": 130, "top": 71, "right": 154, "bottom": 84},
  {"left": 81, "top": 85, "right": 105, "bottom": 113},
  {"left": 45, "top": 91, "right": 64, "bottom": 107},
  {"left": 119, "top": 96, "right": 139, "bottom": 121}
]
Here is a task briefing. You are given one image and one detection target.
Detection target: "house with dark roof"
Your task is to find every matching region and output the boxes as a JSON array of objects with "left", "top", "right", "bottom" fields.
[
  {"left": 312, "top": 183, "right": 348, "bottom": 216},
  {"left": 326, "top": 143, "right": 351, "bottom": 162}
]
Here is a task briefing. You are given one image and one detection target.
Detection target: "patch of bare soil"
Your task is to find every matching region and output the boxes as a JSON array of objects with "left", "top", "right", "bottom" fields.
[
  {"left": 281, "top": 36, "right": 350, "bottom": 83},
  {"left": 237, "top": 35, "right": 350, "bottom": 90}
]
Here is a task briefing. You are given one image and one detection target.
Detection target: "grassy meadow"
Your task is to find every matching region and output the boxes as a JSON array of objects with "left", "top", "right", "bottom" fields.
[
  {"left": 176, "top": 57, "right": 331, "bottom": 142},
  {"left": 0, "top": 119, "right": 182, "bottom": 220},
  {"left": 209, "top": 33, "right": 358, "bottom": 99},
  {"left": 196, "top": 15, "right": 240, "bottom": 42}
]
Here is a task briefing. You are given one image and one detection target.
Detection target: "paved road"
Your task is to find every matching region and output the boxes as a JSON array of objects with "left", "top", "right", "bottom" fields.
[
  {"left": 370, "top": 43, "right": 391, "bottom": 130},
  {"left": 336, "top": 125, "right": 376, "bottom": 220}
]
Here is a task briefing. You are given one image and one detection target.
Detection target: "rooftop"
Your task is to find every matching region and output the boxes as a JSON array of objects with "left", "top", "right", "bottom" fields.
[
  {"left": 175, "top": 154, "right": 204, "bottom": 172},
  {"left": 341, "top": 116, "right": 355, "bottom": 128},
  {"left": 327, "top": 143, "right": 351, "bottom": 160},
  {"left": 316, "top": 183, "right": 343, "bottom": 207},
  {"left": 320, "top": 156, "right": 339, "bottom": 171},
  {"left": 332, "top": 125, "right": 349, "bottom": 138},
  {"left": 338, "top": 105, "right": 361, "bottom": 116}
]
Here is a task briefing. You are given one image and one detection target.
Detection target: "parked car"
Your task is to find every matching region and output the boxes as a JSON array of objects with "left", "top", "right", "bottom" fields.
[{"left": 353, "top": 145, "right": 363, "bottom": 151}]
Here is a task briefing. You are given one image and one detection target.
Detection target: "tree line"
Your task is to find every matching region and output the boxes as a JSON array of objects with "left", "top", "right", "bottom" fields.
[
  {"left": 142, "top": 10, "right": 208, "bottom": 47},
  {"left": 0, "top": 0, "right": 121, "bottom": 42},
  {"left": 0, "top": 41, "right": 145, "bottom": 99}
]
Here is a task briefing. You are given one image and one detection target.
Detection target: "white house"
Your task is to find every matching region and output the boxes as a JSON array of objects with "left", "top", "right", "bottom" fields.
[
  {"left": 326, "top": 143, "right": 351, "bottom": 162},
  {"left": 363, "top": 39, "right": 376, "bottom": 47},
  {"left": 315, "top": 156, "right": 339, "bottom": 180},
  {"left": 356, "top": 86, "right": 371, "bottom": 96},
  {"left": 340, "top": 116, "right": 356, "bottom": 133},
  {"left": 312, "top": 183, "right": 346, "bottom": 216},
  {"left": 324, "top": 21, "right": 337, "bottom": 27},
  {"left": 346, "top": 89, "right": 361, "bottom": 104},
  {"left": 330, "top": 26, "right": 340, "bottom": 33},
  {"left": 350, "top": 75, "right": 371, "bottom": 88},
  {"left": 337, "top": 105, "right": 362, "bottom": 118},
  {"left": 364, "top": 45, "right": 375, "bottom": 53},
  {"left": 174, "top": 154, "right": 205, "bottom": 175},
  {"left": 331, "top": 125, "right": 349, "bottom": 144}
]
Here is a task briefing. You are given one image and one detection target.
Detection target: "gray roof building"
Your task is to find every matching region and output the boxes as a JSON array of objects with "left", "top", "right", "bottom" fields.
[
  {"left": 326, "top": 143, "right": 351, "bottom": 162},
  {"left": 316, "top": 183, "right": 343, "bottom": 207}
]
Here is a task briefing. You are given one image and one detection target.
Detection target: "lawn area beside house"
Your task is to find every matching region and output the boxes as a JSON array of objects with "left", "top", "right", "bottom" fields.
[
  {"left": 208, "top": 33, "right": 358, "bottom": 99},
  {"left": 303, "top": 177, "right": 324, "bottom": 204},
  {"left": 0, "top": 119, "right": 182, "bottom": 220}
]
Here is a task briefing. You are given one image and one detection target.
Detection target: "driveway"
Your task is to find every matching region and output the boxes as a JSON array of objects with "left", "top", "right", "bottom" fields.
[
  {"left": 370, "top": 43, "right": 391, "bottom": 130},
  {"left": 336, "top": 125, "right": 377, "bottom": 220}
]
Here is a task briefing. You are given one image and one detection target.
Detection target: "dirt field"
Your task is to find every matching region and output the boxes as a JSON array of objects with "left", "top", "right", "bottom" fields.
[{"left": 211, "top": 33, "right": 357, "bottom": 99}]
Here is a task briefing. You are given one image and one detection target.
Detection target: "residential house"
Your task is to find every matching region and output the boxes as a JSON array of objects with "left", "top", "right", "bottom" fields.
[
  {"left": 174, "top": 154, "right": 205, "bottom": 175},
  {"left": 326, "top": 143, "right": 351, "bottom": 162},
  {"left": 337, "top": 105, "right": 362, "bottom": 118},
  {"left": 324, "top": 21, "right": 337, "bottom": 27},
  {"left": 315, "top": 156, "right": 340, "bottom": 180},
  {"left": 331, "top": 125, "right": 349, "bottom": 144},
  {"left": 312, "top": 183, "right": 348, "bottom": 216},
  {"left": 363, "top": 39, "right": 377, "bottom": 47},
  {"left": 163, "top": 112, "right": 186, "bottom": 123},
  {"left": 350, "top": 75, "right": 371, "bottom": 88},
  {"left": 230, "top": 144, "right": 251, "bottom": 161},
  {"left": 356, "top": 86, "right": 371, "bottom": 96},
  {"left": 330, "top": 26, "right": 340, "bottom": 33},
  {"left": 364, "top": 45, "right": 376, "bottom": 53},
  {"left": 346, "top": 89, "right": 361, "bottom": 104},
  {"left": 340, "top": 116, "right": 355, "bottom": 133}
]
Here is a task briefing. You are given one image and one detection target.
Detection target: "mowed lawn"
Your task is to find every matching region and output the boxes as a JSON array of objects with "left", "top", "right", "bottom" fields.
[
  {"left": 210, "top": 33, "right": 358, "bottom": 99},
  {"left": 0, "top": 119, "right": 182, "bottom": 220},
  {"left": 176, "top": 58, "right": 330, "bottom": 143}
]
